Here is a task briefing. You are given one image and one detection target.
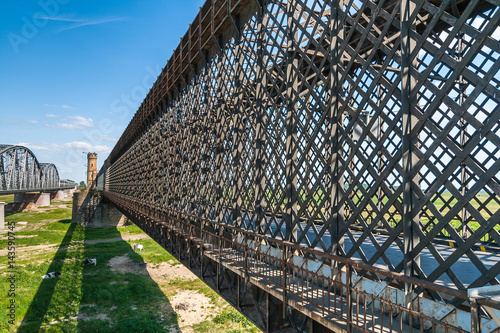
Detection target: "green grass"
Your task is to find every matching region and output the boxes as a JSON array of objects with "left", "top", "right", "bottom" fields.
[
  {"left": 82, "top": 224, "right": 143, "bottom": 241},
  {"left": 0, "top": 194, "right": 15, "bottom": 204},
  {"left": 193, "top": 307, "right": 259, "bottom": 333},
  {"left": 5, "top": 208, "right": 72, "bottom": 222},
  {"left": 0, "top": 200, "right": 258, "bottom": 332},
  {"left": 0, "top": 202, "right": 179, "bottom": 332}
]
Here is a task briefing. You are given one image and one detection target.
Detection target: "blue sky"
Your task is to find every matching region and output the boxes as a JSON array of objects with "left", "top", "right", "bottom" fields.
[{"left": 0, "top": 0, "right": 204, "bottom": 183}]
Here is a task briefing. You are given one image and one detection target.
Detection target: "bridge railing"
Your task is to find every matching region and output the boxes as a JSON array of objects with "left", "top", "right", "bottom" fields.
[{"left": 104, "top": 190, "right": 500, "bottom": 332}]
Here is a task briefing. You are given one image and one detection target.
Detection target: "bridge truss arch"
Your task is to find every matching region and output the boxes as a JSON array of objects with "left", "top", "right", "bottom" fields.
[
  {"left": 0, "top": 145, "right": 42, "bottom": 192},
  {"left": 0, "top": 144, "right": 70, "bottom": 192},
  {"left": 40, "top": 163, "right": 60, "bottom": 189}
]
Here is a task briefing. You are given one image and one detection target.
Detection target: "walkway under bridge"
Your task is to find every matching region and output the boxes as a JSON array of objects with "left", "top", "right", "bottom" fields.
[{"left": 99, "top": 0, "right": 500, "bottom": 331}]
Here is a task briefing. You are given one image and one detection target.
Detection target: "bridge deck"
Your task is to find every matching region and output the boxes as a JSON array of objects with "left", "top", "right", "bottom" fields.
[
  {"left": 185, "top": 231, "right": 456, "bottom": 332},
  {"left": 0, "top": 187, "right": 76, "bottom": 195},
  {"left": 231, "top": 217, "right": 500, "bottom": 289}
]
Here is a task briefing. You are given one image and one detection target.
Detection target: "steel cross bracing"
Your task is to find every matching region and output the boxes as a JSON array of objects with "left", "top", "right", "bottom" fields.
[
  {"left": 0, "top": 145, "right": 76, "bottom": 194},
  {"left": 103, "top": 0, "right": 500, "bottom": 331}
]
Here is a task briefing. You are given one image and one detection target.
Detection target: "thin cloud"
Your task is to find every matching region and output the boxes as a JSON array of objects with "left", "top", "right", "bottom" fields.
[
  {"left": 36, "top": 15, "right": 126, "bottom": 32},
  {"left": 16, "top": 142, "right": 111, "bottom": 153},
  {"left": 47, "top": 116, "right": 94, "bottom": 130},
  {"left": 45, "top": 113, "right": 59, "bottom": 118},
  {"left": 44, "top": 104, "right": 76, "bottom": 109},
  {"left": 15, "top": 142, "right": 59, "bottom": 151},
  {"left": 63, "top": 141, "right": 111, "bottom": 153},
  {"left": 91, "top": 134, "right": 117, "bottom": 143}
]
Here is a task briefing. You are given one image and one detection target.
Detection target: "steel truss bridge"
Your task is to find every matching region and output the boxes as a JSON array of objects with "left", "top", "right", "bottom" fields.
[
  {"left": 0, "top": 145, "right": 76, "bottom": 195},
  {"left": 100, "top": 0, "right": 500, "bottom": 331}
]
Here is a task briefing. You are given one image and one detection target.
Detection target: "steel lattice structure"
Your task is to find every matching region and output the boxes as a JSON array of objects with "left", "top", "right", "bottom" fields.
[
  {"left": 0, "top": 145, "right": 75, "bottom": 193},
  {"left": 103, "top": 0, "right": 500, "bottom": 331}
]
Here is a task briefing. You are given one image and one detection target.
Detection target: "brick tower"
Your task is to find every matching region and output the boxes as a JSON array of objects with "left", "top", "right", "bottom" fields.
[{"left": 86, "top": 153, "right": 97, "bottom": 190}]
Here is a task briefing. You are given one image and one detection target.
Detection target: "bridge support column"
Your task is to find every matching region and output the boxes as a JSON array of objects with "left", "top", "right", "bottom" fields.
[
  {"left": 62, "top": 188, "right": 75, "bottom": 201},
  {"left": 72, "top": 191, "right": 126, "bottom": 228},
  {"left": 0, "top": 202, "right": 4, "bottom": 229},
  {"left": 49, "top": 190, "right": 65, "bottom": 201},
  {"left": 14, "top": 192, "right": 50, "bottom": 207}
]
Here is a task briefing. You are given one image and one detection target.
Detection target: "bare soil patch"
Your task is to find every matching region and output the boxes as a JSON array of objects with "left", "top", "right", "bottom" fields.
[
  {"left": 108, "top": 255, "right": 147, "bottom": 274},
  {"left": 170, "top": 290, "right": 214, "bottom": 327},
  {"left": 0, "top": 243, "right": 59, "bottom": 256},
  {"left": 78, "top": 312, "right": 110, "bottom": 321},
  {"left": 85, "top": 232, "right": 149, "bottom": 245},
  {"left": 146, "top": 262, "right": 197, "bottom": 281}
]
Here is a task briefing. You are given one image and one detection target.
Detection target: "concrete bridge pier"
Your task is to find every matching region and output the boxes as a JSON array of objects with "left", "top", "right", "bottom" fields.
[
  {"left": 14, "top": 192, "right": 50, "bottom": 207},
  {"left": 0, "top": 202, "right": 4, "bottom": 229},
  {"left": 63, "top": 188, "right": 76, "bottom": 200},
  {"left": 49, "top": 190, "right": 66, "bottom": 201}
]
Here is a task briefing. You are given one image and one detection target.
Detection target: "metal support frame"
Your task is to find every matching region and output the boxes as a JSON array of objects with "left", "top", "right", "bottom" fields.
[
  {"left": 401, "top": 0, "right": 420, "bottom": 300},
  {"left": 0, "top": 145, "right": 75, "bottom": 193},
  {"left": 103, "top": 0, "right": 500, "bottom": 331}
]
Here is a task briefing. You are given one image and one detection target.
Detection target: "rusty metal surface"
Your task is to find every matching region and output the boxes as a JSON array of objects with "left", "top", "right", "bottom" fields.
[{"left": 103, "top": 0, "right": 500, "bottom": 330}]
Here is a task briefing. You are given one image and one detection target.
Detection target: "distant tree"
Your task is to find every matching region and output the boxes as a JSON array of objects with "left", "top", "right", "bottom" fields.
[{"left": 79, "top": 181, "right": 86, "bottom": 187}]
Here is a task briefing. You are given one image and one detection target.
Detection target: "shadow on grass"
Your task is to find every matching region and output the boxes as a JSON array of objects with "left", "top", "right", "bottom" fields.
[
  {"left": 77, "top": 227, "right": 180, "bottom": 332},
  {"left": 16, "top": 221, "right": 179, "bottom": 332},
  {"left": 19, "top": 222, "right": 82, "bottom": 332}
]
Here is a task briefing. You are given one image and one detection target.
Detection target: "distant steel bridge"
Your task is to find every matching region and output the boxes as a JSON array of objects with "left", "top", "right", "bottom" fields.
[
  {"left": 0, "top": 145, "right": 76, "bottom": 195},
  {"left": 99, "top": 0, "right": 500, "bottom": 331}
]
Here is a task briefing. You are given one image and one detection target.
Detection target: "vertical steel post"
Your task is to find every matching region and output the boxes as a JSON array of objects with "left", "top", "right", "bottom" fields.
[
  {"left": 254, "top": 0, "right": 268, "bottom": 235},
  {"left": 401, "top": 0, "right": 420, "bottom": 310},
  {"left": 329, "top": 0, "right": 345, "bottom": 257},
  {"left": 282, "top": 243, "right": 288, "bottom": 319},
  {"left": 200, "top": 220, "right": 205, "bottom": 278},
  {"left": 471, "top": 299, "right": 480, "bottom": 333},
  {"left": 265, "top": 291, "right": 270, "bottom": 333},
  {"left": 285, "top": 0, "right": 298, "bottom": 244},
  {"left": 457, "top": 31, "right": 470, "bottom": 239},
  {"left": 231, "top": 13, "right": 244, "bottom": 229},
  {"left": 346, "top": 263, "right": 353, "bottom": 333},
  {"left": 217, "top": 224, "right": 223, "bottom": 291},
  {"left": 237, "top": 274, "right": 241, "bottom": 309},
  {"left": 244, "top": 232, "right": 249, "bottom": 282},
  {"left": 213, "top": 35, "right": 228, "bottom": 224}
]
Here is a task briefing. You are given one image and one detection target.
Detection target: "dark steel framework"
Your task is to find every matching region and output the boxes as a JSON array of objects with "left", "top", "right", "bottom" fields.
[
  {"left": 0, "top": 145, "right": 75, "bottom": 193},
  {"left": 103, "top": 0, "right": 500, "bottom": 331}
]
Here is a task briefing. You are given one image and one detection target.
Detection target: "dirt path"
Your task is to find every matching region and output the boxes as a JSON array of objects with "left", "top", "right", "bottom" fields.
[{"left": 84, "top": 233, "right": 149, "bottom": 245}]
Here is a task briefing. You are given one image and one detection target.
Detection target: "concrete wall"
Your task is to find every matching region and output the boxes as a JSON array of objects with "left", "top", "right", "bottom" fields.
[
  {"left": 72, "top": 191, "right": 126, "bottom": 228},
  {"left": 0, "top": 202, "right": 4, "bottom": 229}
]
